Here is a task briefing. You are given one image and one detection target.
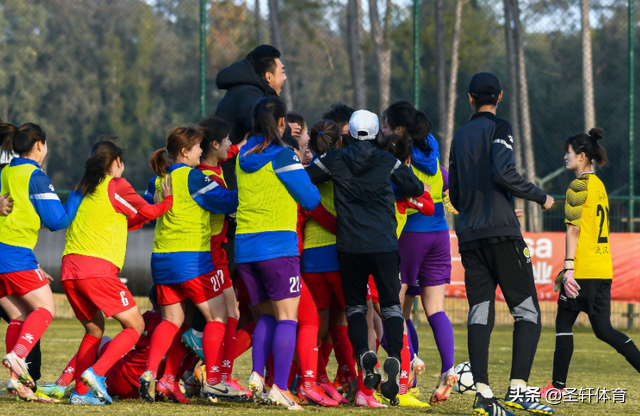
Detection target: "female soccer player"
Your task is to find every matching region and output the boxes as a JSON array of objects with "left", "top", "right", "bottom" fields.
[
  {"left": 0, "top": 122, "right": 80, "bottom": 401},
  {"left": 541, "top": 128, "right": 640, "bottom": 397},
  {"left": 61, "top": 140, "right": 173, "bottom": 405},
  {"left": 236, "top": 97, "right": 320, "bottom": 410},
  {"left": 139, "top": 126, "right": 238, "bottom": 404},
  {"left": 383, "top": 101, "right": 457, "bottom": 405}
]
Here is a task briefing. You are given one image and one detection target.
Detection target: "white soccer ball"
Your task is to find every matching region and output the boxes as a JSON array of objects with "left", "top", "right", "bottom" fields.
[{"left": 453, "top": 361, "right": 476, "bottom": 395}]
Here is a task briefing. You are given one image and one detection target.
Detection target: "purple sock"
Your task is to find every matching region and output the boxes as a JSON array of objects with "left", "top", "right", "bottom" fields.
[
  {"left": 406, "top": 322, "right": 418, "bottom": 388},
  {"left": 252, "top": 314, "right": 277, "bottom": 376},
  {"left": 406, "top": 319, "right": 419, "bottom": 356},
  {"left": 271, "top": 320, "right": 298, "bottom": 389},
  {"left": 380, "top": 333, "right": 388, "bottom": 352},
  {"left": 428, "top": 311, "right": 455, "bottom": 373}
]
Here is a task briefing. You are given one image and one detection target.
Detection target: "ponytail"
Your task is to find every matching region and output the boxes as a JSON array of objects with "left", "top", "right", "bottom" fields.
[
  {"left": 75, "top": 141, "right": 126, "bottom": 196},
  {"left": 309, "top": 119, "right": 341, "bottom": 155},
  {"left": 384, "top": 101, "right": 431, "bottom": 152},
  {"left": 247, "top": 97, "right": 287, "bottom": 155},
  {"left": 563, "top": 127, "right": 608, "bottom": 167},
  {"left": 150, "top": 126, "right": 204, "bottom": 177},
  {"left": 0, "top": 122, "right": 46, "bottom": 159}
]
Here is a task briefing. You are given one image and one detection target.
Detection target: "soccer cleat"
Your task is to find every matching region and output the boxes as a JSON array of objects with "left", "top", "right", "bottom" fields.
[
  {"left": 409, "top": 387, "right": 420, "bottom": 398},
  {"left": 540, "top": 381, "right": 568, "bottom": 402},
  {"left": 356, "top": 391, "right": 387, "bottom": 408},
  {"left": 69, "top": 390, "right": 105, "bottom": 405},
  {"left": 504, "top": 388, "right": 554, "bottom": 415},
  {"left": 266, "top": 384, "right": 304, "bottom": 410},
  {"left": 318, "top": 381, "right": 348, "bottom": 404},
  {"left": 139, "top": 370, "right": 157, "bottom": 403},
  {"left": 248, "top": 371, "right": 269, "bottom": 403},
  {"left": 294, "top": 389, "right": 309, "bottom": 405},
  {"left": 410, "top": 356, "right": 426, "bottom": 382},
  {"left": 430, "top": 366, "right": 458, "bottom": 405},
  {"left": 299, "top": 384, "right": 339, "bottom": 407},
  {"left": 3, "top": 351, "right": 34, "bottom": 388},
  {"left": 397, "top": 392, "right": 430, "bottom": 407},
  {"left": 7, "top": 376, "right": 38, "bottom": 402},
  {"left": 358, "top": 351, "right": 381, "bottom": 389},
  {"left": 81, "top": 367, "right": 112, "bottom": 404},
  {"left": 36, "top": 383, "right": 66, "bottom": 400},
  {"left": 182, "top": 370, "right": 200, "bottom": 398},
  {"left": 473, "top": 392, "right": 515, "bottom": 416},
  {"left": 156, "top": 376, "right": 190, "bottom": 404},
  {"left": 343, "top": 378, "right": 358, "bottom": 403},
  {"left": 181, "top": 329, "right": 204, "bottom": 360},
  {"left": 227, "top": 379, "right": 253, "bottom": 399},
  {"left": 203, "top": 380, "right": 248, "bottom": 400},
  {"left": 380, "top": 357, "right": 400, "bottom": 404}
]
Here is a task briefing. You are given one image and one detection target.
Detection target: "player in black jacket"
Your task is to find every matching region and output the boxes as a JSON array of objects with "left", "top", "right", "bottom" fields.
[
  {"left": 449, "top": 73, "right": 554, "bottom": 416},
  {"left": 306, "top": 110, "right": 423, "bottom": 404}
]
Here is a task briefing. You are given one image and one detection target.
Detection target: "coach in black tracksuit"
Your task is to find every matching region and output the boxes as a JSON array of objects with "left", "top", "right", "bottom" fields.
[
  {"left": 306, "top": 110, "right": 423, "bottom": 403},
  {"left": 449, "top": 73, "right": 555, "bottom": 414}
]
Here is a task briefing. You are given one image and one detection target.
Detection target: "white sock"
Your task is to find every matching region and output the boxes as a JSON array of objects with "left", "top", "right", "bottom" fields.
[
  {"left": 476, "top": 382, "right": 493, "bottom": 398},
  {"left": 510, "top": 379, "right": 526, "bottom": 392},
  {"left": 192, "top": 329, "right": 203, "bottom": 338}
]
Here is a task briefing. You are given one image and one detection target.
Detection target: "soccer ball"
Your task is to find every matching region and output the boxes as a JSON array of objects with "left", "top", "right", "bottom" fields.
[{"left": 453, "top": 361, "right": 476, "bottom": 395}]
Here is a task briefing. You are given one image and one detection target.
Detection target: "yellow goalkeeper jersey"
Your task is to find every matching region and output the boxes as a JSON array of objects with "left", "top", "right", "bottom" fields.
[{"left": 564, "top": 172, "right": 612, "bottom": 279}]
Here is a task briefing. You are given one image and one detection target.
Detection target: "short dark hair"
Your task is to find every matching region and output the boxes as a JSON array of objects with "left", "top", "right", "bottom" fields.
[
  {"left": 247, "top": 45, "right": 281, "bottom": 78},
  {"left": 286, "top": 111, "right": 306, "bottom": 130},
  {"left": 322, "top": 103, "right": 355, "bottom": 130},
  {"left": 471, "top": 90, "right": 499, "bottom": 108}
]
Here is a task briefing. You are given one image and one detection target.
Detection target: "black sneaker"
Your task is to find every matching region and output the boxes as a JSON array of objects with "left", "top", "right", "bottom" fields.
[
  {"left": 358, "top": 351, "right": 381, "bottom": 389},
  {"left": 504, "top": 387, "right": 554, "bottom": 415},
  {"left": 473, "top": 392, "right": 514, "bottom": 416},
  {"left": 379, "top": 357, "right": 400, "bottom": 405}
]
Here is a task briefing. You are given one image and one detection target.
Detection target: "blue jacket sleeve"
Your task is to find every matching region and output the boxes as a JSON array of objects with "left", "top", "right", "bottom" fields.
[
  {"left": 188, "top": 169, "right": 238, "bottom": 214},
  {"left": 274, "top": 148, "right": 320, "bottom": 211},
  {"left": 143, "top": 176, "right": 157, "bottom": 204},
  {"left": 29, "top": 170, "right": 77, "bottom": 231}
]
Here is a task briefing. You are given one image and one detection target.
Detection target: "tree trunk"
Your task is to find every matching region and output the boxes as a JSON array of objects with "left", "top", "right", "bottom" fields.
[
  {"left": 436, "top": 0, "right": 446, "bottom": 143},
  {"left": 504, "top": 0, "right": 525, "bottom": 230},
  {"left": 347, "top": 0, "right": 366, "bottom": 109},
  {"left": 268, "top": 0, "right": 293, "bottom": 108},
  {"left": 512, "top": 0, "right": 540, "bottom": 232},
  {"left": 581, "top": 0, "right": 595, "bottom": 131},
  {"left": 255, "top": 0, "right": 262, "bottom": 43},
  {"left": 368, "top": 0, "right": 392, "bottom": 115},
  {"left": 441, "top": 0, "right": 462, "bottom": 167}
]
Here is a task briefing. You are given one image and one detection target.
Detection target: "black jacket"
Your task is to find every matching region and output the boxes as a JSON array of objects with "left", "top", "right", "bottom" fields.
[
  {"left": 215, "top": 59, "right": 278, "bottom": 189},
  {"left": 306, "top": 140, "right": 423, "bottom": 254},
  {"left": 448, "top": 112, "right": 547, "bottom": 246}
]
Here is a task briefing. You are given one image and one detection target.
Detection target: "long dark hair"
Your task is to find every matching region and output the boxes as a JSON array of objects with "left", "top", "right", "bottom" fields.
[
  {"left": 199, "top": 116, "right": 231, "bottom": 159},
  {"left": 309, "top": 120, "right": 341, "bottom": 155},
  {"left": 563, "top": 127, "right": 607, "bottom": 167},
  {"left": 149, "top": 126, "right": 204, "bottom": 176},
  {"left": 384, "top": 101, "right": 431, "bottom": 152},
  {"left": 248, "top": 97, "right": 287, "bottom": 155},
  {"left": 75, "top": 141, "right": 126, "bottom": 196},
  {"left": 0, "top": 122, "right": 47, "bottom": 159}
]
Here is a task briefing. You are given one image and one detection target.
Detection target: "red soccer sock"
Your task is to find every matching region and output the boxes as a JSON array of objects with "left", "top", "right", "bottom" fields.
[
  {"left": 12, "top": 308, "right": 52, "bottom": 359},
  {"left": 147, "top": 320, "right": 179, "bottom": 376},
  {"left": 221, "top": 317, "right": 238, "bottom": 382},
  {"left": 287, "top": 359, "right": 300, "bottom": 390},
  {"left": 375, "top": 338, "right": 381, "bottom": 353},
  {"left": 329, "top": 325, "right": 356, "bottom": 382},
  {"left": 56, "top": 354, "right": 77, "bottom": 387},
  {"left": 321, "top": 339, "right": 333, "bottom": 365},
  {"left": 266, "top": 353, "right": 274, "bottom": 387},
  {"left": 399, "top": 334, "right": 411, "bottom": 395},
  {"left": 6, "top": 320, "right": 23, "bottom": 353},
  {"left": 204, "top": 321, "right": 226, "bottom": 386},
  {"left": 357, "top": 366, "right": 373, "bottom": 396},
  {"left": 161, "top": 325, "right": 189, "bottom": 382},
  {"left": 316, "top": 344, "right": 330, "bottom": 384},
  {"left": 234, "top": 321, "right": 256, "bottom": 359},
  {"left": 93, "top": 328, "right": 139, "bottom": 376},
  {"left": 296, "top": 324, "right": 319, "bottom": 389},
  {"left": 74, "top": 334, "right": 101, "bottom": 394}
]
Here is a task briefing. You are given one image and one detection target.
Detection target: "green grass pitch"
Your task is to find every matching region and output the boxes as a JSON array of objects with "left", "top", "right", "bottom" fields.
[{"left": 0, "top": 319, "right": 638, "bottom": 415}]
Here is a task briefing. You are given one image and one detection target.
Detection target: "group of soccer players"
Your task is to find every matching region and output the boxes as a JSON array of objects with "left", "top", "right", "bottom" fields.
[{"left": 0, "top": 70, "right": 639, "bottom": 416}]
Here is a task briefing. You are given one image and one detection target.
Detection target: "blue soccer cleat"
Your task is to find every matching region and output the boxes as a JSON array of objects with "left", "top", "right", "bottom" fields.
[
  {"left": 70, "top": 390, "right": 105, "bottom": 405},
  {"left": 181, "top": 329, "right": 204, "bottom": 360},
  {"left": 81, "top": 367, "right": 112, "bottom": 404},
  {"left": 504, "top": 388, "right": 554, "bottom": 415}
]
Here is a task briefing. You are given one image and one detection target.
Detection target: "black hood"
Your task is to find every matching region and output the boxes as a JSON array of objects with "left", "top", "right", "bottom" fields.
[
  {"left": 342, "top": 140, "right": 380, "bottom": 175},
  {"left": 215, "top": 59, "right": 277, "bottom": 96}
]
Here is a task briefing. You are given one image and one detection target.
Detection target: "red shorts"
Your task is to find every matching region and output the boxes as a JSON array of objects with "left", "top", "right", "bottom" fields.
[
  {"left": 62, "top": 277, "right": 136, "bottom": 320},
  {"left": 367, "top": 275, "right": 379, "bottom": 304},
  {"left": 156, "top": 268, "right": 231, "bottom": 306},
  {"left": 302, "top": 272, "right": 345, "bottom": 309},
  {"left": 0, "top": 269, "right": 49, "bottom": 298}
]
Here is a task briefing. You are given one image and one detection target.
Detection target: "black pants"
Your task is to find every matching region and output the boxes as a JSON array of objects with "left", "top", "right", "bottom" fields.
[
  {"left": 461, "top": 239, "right": 541, "bottom": 385},
  {"left": 0, "top": 306, "right": 42, "bottom": 382},
  {"left": 338, "top": 251, "right": 404, "bottom": 361}
]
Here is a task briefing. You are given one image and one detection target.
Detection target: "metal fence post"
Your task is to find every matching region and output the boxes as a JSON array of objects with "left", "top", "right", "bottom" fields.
[
  {"left": 413, "top": 0, "right": 419, "bottom": 110},
  {"left": 630, "top": 0, "right": 635, "bottom": 233},
  {"left": 200, "top": 0, "right": 207, "bottom": 118}
]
